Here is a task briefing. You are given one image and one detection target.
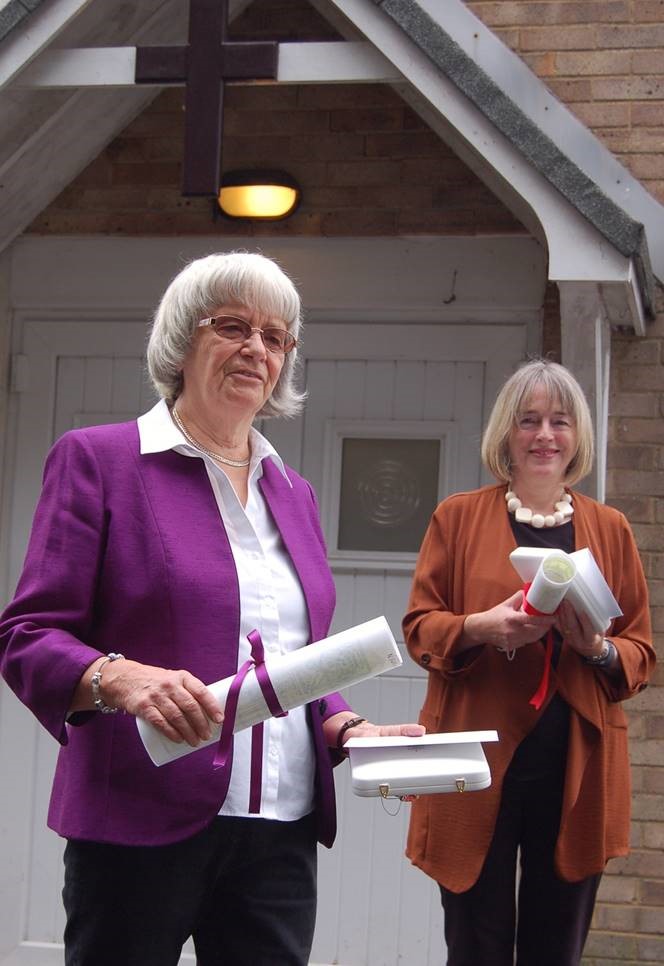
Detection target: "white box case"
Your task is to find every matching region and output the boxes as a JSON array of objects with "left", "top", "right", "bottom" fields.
[{"left": 345, "top": 730, "right": 499, "bottom": 798}]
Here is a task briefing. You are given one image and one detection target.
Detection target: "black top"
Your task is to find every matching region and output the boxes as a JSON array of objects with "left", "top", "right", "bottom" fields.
[{"left": 505, "top": 516, "right": 574, "bottom": 781}]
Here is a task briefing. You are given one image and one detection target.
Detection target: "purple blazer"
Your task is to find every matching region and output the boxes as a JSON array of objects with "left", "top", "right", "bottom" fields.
[{"left": 0, "top": 421, "right": 349, "bottom": 847}]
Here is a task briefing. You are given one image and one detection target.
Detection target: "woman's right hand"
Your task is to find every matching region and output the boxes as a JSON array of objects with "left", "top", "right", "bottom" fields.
[
  {"left": 460, "top": 590, "right": 555, "bottom": 653},
  {"left": 75, "top": 658, "right": 224, "bottom": 745}
]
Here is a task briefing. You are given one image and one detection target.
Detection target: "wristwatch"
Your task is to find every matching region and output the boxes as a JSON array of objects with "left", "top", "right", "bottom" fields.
[{"left": 584, "top": 639, "right": 615, "bottom": 667}]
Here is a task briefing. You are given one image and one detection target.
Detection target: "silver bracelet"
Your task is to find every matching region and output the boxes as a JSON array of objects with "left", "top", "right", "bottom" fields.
[
  {"left": 584, "top": 640, "right": 615, "bottom": 668},
  {"left": 91, "top": 652, "right": 125, "bottom": 713}
]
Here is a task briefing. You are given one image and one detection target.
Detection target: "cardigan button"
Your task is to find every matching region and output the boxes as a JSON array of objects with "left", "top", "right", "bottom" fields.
[
  {"left": 319, "top": 699, "right": 328, "bottom": 715},
  {"left": 420, "top": 653, "right": 431, "bottom": 666}
]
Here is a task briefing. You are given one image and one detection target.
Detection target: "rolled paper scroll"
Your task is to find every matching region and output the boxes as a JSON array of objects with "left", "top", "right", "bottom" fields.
[
  {"left": 524, "top": 551, "right": 576, "bottom": 615},
  {"left": 137, "top": 615, "right": 402, "bottom": 767},
  {"left": 510, "top": 546, "right": 622, "bottom": 634}
]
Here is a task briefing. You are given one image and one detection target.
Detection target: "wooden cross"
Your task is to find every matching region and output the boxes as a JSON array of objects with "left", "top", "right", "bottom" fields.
[{"left": 135, "top": 0, "right": 278, "bottom": 196}]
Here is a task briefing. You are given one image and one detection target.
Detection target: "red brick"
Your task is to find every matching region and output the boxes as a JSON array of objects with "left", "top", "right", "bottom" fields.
[
  {"left": 610, "top": 392, "right": 660, "bottom": 417},
  {"left": 592, "top": 76, "right": 664, "bottom": 100},
  {"left": 330, "top": 108, "right": 405, "bottom": 133},
  {"left": 644, "top": 713, "right": 664, "bottom": 736},
  {"left": 593, "top": 904, "right": 640, "bottom": 932},
  {"left": 467, "top": 1, "right": 630, "bottom": 26},
  {"left": 644, "top": 822, "right": 664, "bottom": 846},
  {"left": 289, "top": 133, "right": 366, "bottom": 161},
  {"left": 521, "top": 51, "right": 557, "bottom": 75},
  {"left": 111, "top": 162, "right": 181, "bottom": 187},
  {"left": 633, "top": 101, "right": 664, "bottom": 125},
  {"left": 597, "top": 874, "right": 639, "bottom": 903},
  {"left": 572, "top": 101, "right": 631, "bottom": 127},
  {"left": 633, "top": 0, "right": 664, "bottom": 20},
  {"left": 606, "top": 496, "right": 656, "bottom": 521},
  {"left": 643, "top": 770, "right": 664, "bottom": 796},
  {"left": 224, "top": 107, "right": 328, "bottom": 136},
  {"left": 598, "top": 22, "right": 664, "bottom": 46},
  {"left": 617, "top": 366, "right": 664, "bottom": 391},
  {"left": 225, "top": 86, "right": 298, "bottom": 112},
  {"left": 607, "top": 444, "right": 659, "bottom": 470},
  {"left": 297, "top": 84, "right": 398, "bottom": 110},
  {"left": 122, "top": 112, "right": 183, "bottom": 138},
  {"left": 634, "top": 48, "right": 664, "bottom": 72},
  {"left": 583, "top": 930, "right": 637, "bottom": 959},
  {"left": 555, "top": 49, "right": 632, "bottom": 74},
  {"left": 611, "top": 850, "right": 664, "bottom": 877},
  {"left": 637, "top": 933, "right": 664, "bottom": 960},
  {"left": 222, "top": 137, "right": 293, "bottom": 167},
  {"left": 546, "top": 77, "right": 594, "bottom": 101},
  {"left": 642, "top": 880, "right": 664, "bottom": 905},
  {"left": 320, "top": 209, "right": 397, "bottom": 235},
  {"left": 520, "top": 25, "right": 600, "bottom": 51},
  {"left": 365, "top": 131, "right": 451, "bottom": 159},
  {"left": 323, "top": 160, "right": 400, "bottom": 185},
  {"left": 616, "top": 418, "right": 664, "bottom": 444},
  {"left": 606, "top": 130, "right": 664, "bottom": 155},
  {"left": 627, "top": 154, "right": 664, "bottom": 178}
]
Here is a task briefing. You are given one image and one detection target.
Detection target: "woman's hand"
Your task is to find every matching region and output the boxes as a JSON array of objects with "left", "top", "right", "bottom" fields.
[
  {"left": 76, "top": 658, "right": 224, "bottom": 745},
  {"left": 325, "top": 712, "right": 425, "bottom": 751},
  {"left": 461, "top": 589, "right": 555, "bottom": 654},
  {"left": 555, "top": 599, "right": 604, "bottom": 659}
]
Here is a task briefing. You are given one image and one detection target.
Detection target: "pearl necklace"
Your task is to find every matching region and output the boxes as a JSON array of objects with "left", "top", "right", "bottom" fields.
[
  {"left": 171, "top": 407, "right": 251, "bottom": 467},
  {"left": 505, "top": 484, "right": 573, "bottom": 528}
]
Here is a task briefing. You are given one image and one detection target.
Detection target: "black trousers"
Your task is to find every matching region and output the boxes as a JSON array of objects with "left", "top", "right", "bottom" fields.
[
  {"left": 62, "top": 813, "right": 318, "bottom": 966},
  {"left": 439, "top": 770, "right": 601, "bottom": 966}
]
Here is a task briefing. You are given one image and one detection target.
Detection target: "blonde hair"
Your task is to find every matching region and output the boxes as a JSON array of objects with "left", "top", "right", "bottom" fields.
[
  {"left": 481, "top": 359, "right": 594, "bottom": 486},
  {"left": 147, "top": 251, "right": 305, "bottom": 418}
]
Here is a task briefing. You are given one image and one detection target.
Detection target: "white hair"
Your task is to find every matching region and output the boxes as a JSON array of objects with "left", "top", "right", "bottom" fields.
[{"left": 146, "top": 251, "right": 305, "bottom": 418}]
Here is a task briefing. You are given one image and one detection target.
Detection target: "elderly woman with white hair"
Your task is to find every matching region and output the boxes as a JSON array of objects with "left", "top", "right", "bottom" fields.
[{"left": 0, "top": 251, "right": 422, "bottom": 966}]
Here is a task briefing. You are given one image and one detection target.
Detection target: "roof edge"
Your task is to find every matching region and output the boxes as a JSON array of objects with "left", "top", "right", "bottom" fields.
[
  {"left": 0, "top": 1, "right": 43, "bottom": 44},
  {"left": 374, "top": 0, "right": 656, "bottom": 320}
]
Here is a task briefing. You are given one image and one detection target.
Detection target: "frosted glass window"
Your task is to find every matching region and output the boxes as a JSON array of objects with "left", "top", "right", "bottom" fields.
[{"left": 337, "top": 437, "right": 440, "bottom": 553}]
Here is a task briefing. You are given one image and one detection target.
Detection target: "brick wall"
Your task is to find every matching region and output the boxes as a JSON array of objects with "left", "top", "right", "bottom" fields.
[
  {"left": 462, "top": 4, "right": 664, "bottom": 960},
  {"left": 465, "top": 0, "right": 664, "bottom": 205},
  {"left": 25, "top": 1, "right": 664, "bottom": 962},
  {"left": 26, "top": 83, "right": 523, "bottom": 238}
]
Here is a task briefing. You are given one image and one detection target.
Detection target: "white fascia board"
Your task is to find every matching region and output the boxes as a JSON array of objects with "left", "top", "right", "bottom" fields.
[
  {"left": 0, "top": 0, "right": 96, "bottom": 89},
  {"left": 387, "top": 0, "right": 664, "bottom": 283},
  {"left": 326, "top": 0, "right": 642, "bottom": 319},
  {"left": 12, "top": 41, "right": 402, "bottom": 88}
]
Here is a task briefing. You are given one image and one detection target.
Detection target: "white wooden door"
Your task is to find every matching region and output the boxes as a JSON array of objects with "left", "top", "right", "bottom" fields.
[
  {"left": 0, "top": 315, "right": 526, "bottom": 966},
  {"left": 0, "top": 319, "right": 162, "bottom": 966},
  {"left": 273, "top": 322, "right": 527, "bottom": 966}
]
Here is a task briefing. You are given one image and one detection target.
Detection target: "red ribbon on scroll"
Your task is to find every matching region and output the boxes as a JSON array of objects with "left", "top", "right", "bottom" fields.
[{"left": 521, "top": 581, "right": 555, "bottom": 711}]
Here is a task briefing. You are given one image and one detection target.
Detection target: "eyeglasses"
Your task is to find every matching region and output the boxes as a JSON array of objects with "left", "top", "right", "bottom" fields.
[{"left": 198, "top": 315, "right": 297, "bottom": 355}]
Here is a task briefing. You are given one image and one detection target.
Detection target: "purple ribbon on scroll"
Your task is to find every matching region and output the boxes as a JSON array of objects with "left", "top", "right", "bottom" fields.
[{"left": 214, "top": 629, "right": 288, "bottom": 812}]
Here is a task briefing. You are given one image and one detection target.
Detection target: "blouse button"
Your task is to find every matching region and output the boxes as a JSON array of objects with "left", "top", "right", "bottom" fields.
[{"left": 420, "top": 653, "right": 431, "bottom": 666}]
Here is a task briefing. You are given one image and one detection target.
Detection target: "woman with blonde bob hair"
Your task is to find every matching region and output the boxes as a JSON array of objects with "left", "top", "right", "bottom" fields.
[
  {"left": 403, "top": 358, "right": 654, "bottom": 966},
  {"left": 481, "top": 359, "right": 594, "bottom": 487}
]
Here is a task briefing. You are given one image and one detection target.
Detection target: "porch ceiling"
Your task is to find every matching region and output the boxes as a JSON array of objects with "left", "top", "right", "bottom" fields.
[{"left": 0, "top": 0, "right": 660, "bottom": 333}]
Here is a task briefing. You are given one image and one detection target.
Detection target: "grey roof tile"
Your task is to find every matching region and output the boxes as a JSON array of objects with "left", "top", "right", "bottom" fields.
[{"left": 0, "top": 2, "right": 28, "bottom": 43}]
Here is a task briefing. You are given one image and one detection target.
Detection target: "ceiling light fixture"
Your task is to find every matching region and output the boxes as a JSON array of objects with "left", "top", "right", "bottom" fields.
[{"left": 217, "top": 170, "right": 301, "bottom": 220}]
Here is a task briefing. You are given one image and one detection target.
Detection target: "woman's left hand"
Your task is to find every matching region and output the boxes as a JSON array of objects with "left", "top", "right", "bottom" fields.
[
  {"left": 343, "top": 720, "right": 426, "bottom": 743},
  {"left": 555, "top": 599, "right": 604, "bottom": 659},
  {"left": 325, "top": 711, "right": 425, "bottom": 752}
]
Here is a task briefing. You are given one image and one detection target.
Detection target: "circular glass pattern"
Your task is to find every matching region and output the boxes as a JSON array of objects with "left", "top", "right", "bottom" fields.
[{"left": 356, "top": 459, "right": 421, "bottom": 528}]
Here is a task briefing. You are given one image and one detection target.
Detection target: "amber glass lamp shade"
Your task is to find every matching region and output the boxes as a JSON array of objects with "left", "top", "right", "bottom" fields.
[{"left": 218, "top": 170, "right": 301, "bottom": 220}]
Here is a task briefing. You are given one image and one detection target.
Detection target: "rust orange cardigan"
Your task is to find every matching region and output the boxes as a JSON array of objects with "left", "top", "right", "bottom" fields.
[{"left": 403, "top": 484, "right": 655, "bottom": 891}]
